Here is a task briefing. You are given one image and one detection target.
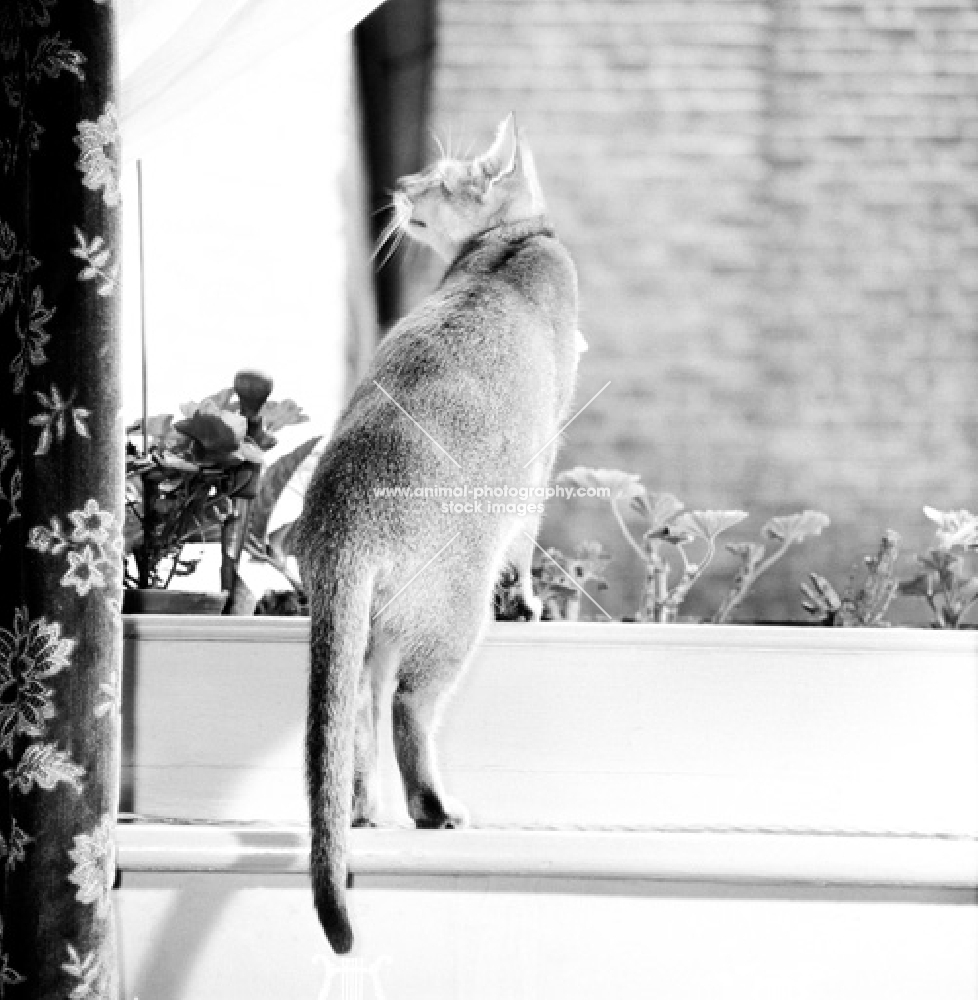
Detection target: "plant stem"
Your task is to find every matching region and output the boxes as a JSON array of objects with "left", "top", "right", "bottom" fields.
[
  {"left": 669, "top": 537, "right": 715, "bottom": 615},
  {"left": 610, "top": 497, "right": 649, "bottom": 563},
  {"left": 714, "top": 539, "right": 790, "bottom": 624},
  {"left": 955, "top": 584, "right": 978, "bottom": 627}
]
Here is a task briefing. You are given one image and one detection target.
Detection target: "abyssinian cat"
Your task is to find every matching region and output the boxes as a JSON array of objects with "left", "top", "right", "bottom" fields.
[{"left": 294, "top": 115, "right": 580, "bottom": 953}]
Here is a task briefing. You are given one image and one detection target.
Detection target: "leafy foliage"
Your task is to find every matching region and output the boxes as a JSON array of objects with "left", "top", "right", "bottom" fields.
[
  {"left": 898, "top": 508, "right": 978, "bottom": 628},
  {"left": 715, "top": 510, "right": 830, "bottom": 623},
  {"left": 802, "top": 531, "right": 901, "bottom": 627},
  {"left": 555, "top": 466, "right": 747, "bottom": 622},
  {"left": 531, "top": 541, "right": 612, "bottom": 621},
  {"left": 124, "top": 371, "right": 309, "bottom": 592}
]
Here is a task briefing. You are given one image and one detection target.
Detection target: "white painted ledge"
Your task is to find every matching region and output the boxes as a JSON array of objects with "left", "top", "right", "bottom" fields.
[
  {"left": 123, "top": 616, "right": 978, "bottom": 834},
  {"left": 123, "top": 616, "right": 978, "bottom": 655},
  {"left": 115, "top": 823, "right": 978, "bottom": 896}
]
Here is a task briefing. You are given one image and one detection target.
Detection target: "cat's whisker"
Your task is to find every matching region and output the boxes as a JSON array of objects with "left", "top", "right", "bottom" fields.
[
  {"left": 376, "top": 228, "right": 405, "bottom": 271},
  {"left": 378, "top": 235, "right": 403, "bottom": 272},
  {"left": 430, "top": 128, "right": 447, "bottom": 161},
  {"left": 371, "top": 208, "right": 406, "bottom": 262}
]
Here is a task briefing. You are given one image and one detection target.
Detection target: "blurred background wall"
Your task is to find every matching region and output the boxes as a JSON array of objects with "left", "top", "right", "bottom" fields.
[{"left": 373, "top": 0, "right": 978, "bottom": 622}]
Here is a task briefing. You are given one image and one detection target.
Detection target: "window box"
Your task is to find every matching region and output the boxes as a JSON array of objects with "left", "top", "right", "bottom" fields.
[
  {"left": 118, "top": 618, "right": 978, "bottom": 997},
  {"left": 122, "top": 618, "right": 978, "bottom": 833}
]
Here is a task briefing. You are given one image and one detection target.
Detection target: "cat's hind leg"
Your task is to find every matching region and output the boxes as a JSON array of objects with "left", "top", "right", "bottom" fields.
[
  {"left": 352, "top": 630, "right": 399, "bottom": 827},
  {"left": 392, "top": 613, "right": 488, "bottom": 830}
]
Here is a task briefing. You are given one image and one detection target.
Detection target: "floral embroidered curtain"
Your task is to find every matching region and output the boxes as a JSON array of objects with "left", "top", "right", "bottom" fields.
[
  {"left": 0, "top": 1, "right": 123, "bottom": 996},
  {"left": 1, "top": 1, "right": 385, "bottom": 993}
]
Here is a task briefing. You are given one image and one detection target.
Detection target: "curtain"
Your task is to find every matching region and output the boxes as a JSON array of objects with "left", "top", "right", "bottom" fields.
[
  {"left": 0, "top": 1, "right": 123, "bottom": 997},
  {"left": 118, "top": 0, "right": 387, "bottom": 159},
  {"left": 0, "top": 1, "right": 385, "bottom": 993}
]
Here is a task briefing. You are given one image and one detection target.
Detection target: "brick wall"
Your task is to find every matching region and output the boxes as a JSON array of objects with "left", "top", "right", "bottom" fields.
[{"left": 420, "top": 0, "right": 978, "bottom": 622}]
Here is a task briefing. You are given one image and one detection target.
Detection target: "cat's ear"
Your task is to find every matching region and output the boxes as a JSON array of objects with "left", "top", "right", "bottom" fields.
[
  {"left": 476, "top": 114, "right": 546, "bottom": 212},
  {"left": 477, "top": 114, "right": 518, "bottom": 182},
  {"left": 511, "top": 130, "right": 546, "bottom": 211}
]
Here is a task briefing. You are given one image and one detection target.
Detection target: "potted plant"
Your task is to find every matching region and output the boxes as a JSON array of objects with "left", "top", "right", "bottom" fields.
[{"left": 123, "top": 369, "right": 309, "bottom": 614}]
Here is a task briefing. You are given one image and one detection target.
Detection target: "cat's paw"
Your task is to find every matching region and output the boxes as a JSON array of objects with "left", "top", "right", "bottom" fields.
[
  {"left": 409, "top": 791, "right": 469, "bottom": 830},
  {"left": 352, "top": 791, "right": 381, "bottom": 828},
  {"left": 437, "top": 796, "right": 470, "bottom": 830}
]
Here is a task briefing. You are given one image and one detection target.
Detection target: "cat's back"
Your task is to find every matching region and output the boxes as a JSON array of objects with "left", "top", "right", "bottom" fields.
[
  {"left": 300, "top": 218, "right": 579, "bottom": 537},
  {"left": 339, "top": 219, "right": 576, "bottom": 425}
]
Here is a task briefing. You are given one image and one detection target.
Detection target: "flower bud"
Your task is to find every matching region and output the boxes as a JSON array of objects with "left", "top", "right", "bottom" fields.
[{"left": 234, "top": 369, "right": 274, "bottom": 418}]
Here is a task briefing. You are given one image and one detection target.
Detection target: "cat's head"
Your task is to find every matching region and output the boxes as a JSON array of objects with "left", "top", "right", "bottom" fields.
[{"left": 389, "top": 115, "right": 546, "bottom": 260}]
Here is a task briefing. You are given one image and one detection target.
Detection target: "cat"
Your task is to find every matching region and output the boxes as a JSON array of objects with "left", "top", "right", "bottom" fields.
[{"left": 293, "top": 115, "right": 580, "bottom": 953}]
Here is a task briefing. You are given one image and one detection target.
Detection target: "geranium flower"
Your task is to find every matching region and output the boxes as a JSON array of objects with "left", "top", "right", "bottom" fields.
[
  {"left": 124, "top": 372, "right": 309, "bottom": 590},
  {"left": 923, "top": 506, "right": 978, "bottom": 550},
  {"left": 173, "top": 400, "right": 248, "bottom": 465}
]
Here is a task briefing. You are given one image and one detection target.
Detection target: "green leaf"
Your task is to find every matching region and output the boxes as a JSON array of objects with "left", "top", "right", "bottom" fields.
[
  {"left": 155, "top": 452, "right": 199, "bottom": 473},
  {"left": 897, "top": 572, "right": 934, "bottom": 598},
  {"left": 801, "top": 572, "right": 841, "bottom": 618},
  {"left": 200, "top": 386, "right": 236, "bottom": 412},
  {"left": 676, "top": 509, "right": 748, "bottom": 541},
  {"left": 174, "top": 405, "right": 247, "bottom": 461},
  {"left": 917, "top": 548, "right": 961, "bottom": 580},
  {"left": 955, "top": 577, "right": 978, "bottom": 609},
  {"left": 235, "top": 440, "right": 267, "bottom": 465},
  {"left": 762, "top": 510, "right": 830, "bottom": 544},
  {"left": 555, "top": 466, "right": 644, "bottom": 502},
  {"left": 632, "top": 490, "right": 684, "bottom": 529},
  {"left": 259, "top": 398, "right": 310, "bottom": 433}
]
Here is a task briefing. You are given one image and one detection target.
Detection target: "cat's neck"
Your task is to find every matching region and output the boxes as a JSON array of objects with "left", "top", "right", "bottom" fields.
[{"left": 448, "top": 215, "right": 556, "bottom": 273}]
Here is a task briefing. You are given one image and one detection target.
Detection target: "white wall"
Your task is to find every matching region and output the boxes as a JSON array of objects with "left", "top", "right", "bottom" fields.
[{"left": 120, "top": 26, "right": 352, "bottom": 437}]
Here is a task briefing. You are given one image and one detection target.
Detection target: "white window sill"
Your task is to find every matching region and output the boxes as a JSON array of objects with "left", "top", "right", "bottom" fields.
[{"left": 115, "top": 821, "right": 978, "bottom": 901}]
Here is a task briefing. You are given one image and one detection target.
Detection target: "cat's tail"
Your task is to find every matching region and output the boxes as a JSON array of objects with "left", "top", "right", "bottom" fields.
[{"left": 305, "top": 553, "right": 374, "bottom": 954}]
